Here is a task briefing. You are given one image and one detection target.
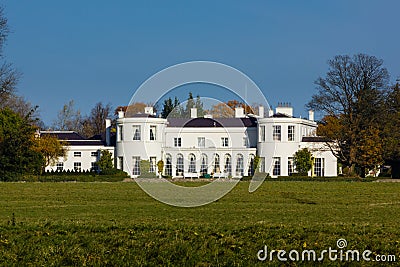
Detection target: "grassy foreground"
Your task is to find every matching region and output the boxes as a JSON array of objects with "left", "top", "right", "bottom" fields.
[{"left": 0, "top": 181, "right": 400, "bottom": 266}]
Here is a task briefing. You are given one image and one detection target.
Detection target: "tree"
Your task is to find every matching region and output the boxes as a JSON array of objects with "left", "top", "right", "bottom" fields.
[
  {"left": 34, "top": 134, "right": 68, "bottom": 173},
  {"left": 210, "top": 102, "right": 234, "bottom": 118},
  {"left": 0, "top": 108, "right": 44, "bottom": 180},
  {"left": 96, "top": 150, "right": 113, "bottom": 173},
  {"left": 307, "top": 54, "right": 389, "bottom": 176},
  {"left": 115, "top": 102, "right": 146, "bottom": 117},
  {"left": 293, "top": 148, "right": 313, "bottom": 176},
  {"left": 157, "top": 160, "right": 164, "bottom": 178},
  {"left": 52, "top": 100, "right": 83, "bottom": 132},
  {"left": 161, "top": 97, "right": 182, "bottom": 118},
  {"left": 195, "top": 95, "right": 205, "bottom": 117},
  {"left": 80, "top": 102, "right": 113, "bottom": 138}
]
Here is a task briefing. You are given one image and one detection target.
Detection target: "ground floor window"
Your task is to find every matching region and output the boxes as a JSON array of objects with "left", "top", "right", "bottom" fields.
[
  {"left": 236, "top": 154, "right": 244, "bottom": 176},
  {"left": 213, "top": 154, "right": 220, "bottom": 173},
  {"left": 259, "top": 157, "right": 265, "bottom": 173},
  {"left": 91, "top": 162, "right": 98, "bottom": 172},
  {"left": 288, "top": 157, "right": 294, "bottom": 176},
  {"left": 56, "top": 162, "right": 63, "bottom": 171},
  {"left": 248, "top": 155, "right": 255, "bottom": 176},
  {"left": 200, "top": 154, "right": 208, "bottom": 175},
  {"left": 176, "top": 154, "right": 184, "bottom": 175},
  {"left": 132, "top": 156, "right": 140, "bottom": 176},
  {"left": 273, "top": 157, "right": 281, "bottom": 176},
  {"left": 165, "top": 154, "right": 172, "bottom": 176},
  {"left": 74, "top": 162, "right": 81, "bottom": 172},
  {"left": 224, "top": 154, "right": 232, "bottom": 176},
  {"left": 188, "top": 154, "right": 196, "bottom": 173},
  {"left": 314, "top": 158, "right": 325, "bottom": 177}
]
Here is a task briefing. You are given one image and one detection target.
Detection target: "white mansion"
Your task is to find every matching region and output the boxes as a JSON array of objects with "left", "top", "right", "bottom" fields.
[
  {"left": 43, "top": 104, "right": 337, "bottom": 178},
  {"left": 113, "top": 104, "right": 337, "bottom": 178}
]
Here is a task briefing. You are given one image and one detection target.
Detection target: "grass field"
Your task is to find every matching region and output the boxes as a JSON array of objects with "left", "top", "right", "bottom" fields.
[{"left": 1, "top": 180, "right": 400, "bottom": 266}]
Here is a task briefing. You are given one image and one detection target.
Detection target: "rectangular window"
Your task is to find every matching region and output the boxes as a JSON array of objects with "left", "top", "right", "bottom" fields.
[
  {"left": 221, "top": 137, "right": 229, "bottom": 147},
  {"left": 150, "top": 157, "right": 157, "bottom": 173},
  {"left": 273, "top": 125, "right": 281, "bottom": 141},
  {"left": 74, "top": 162, "right": 81, "bottom": 171},
  {"left": 260, "top": 157, "right": 265, "bottom": 173},
  {"left": 174, "top": 137, "right": 182, "bottom": 147},
  {"left": 288, "top": 157, "right": 294, "bottom": 176},
  {"left": 91, "top": 162, "right": 98, "bottom": 172},
  {"left": 314, "top": 158, "right": 325, "bottom": 177},
  {"left": 288, "top": 125, "right": 295, "bottom": 141},
  {"left": 260, "top": 125, "right": 265, "bottom": 142},
  {"left": 91, "top": 151, "right": 98, "bottom": 157},
  {"left": 132, "top": 156, "right": 140, "bottom": 176},
  {"left": 56, "top": 162, "right": 63, "bottom": 171},
  {"left": 74, "top": 152, "right": 81, "bottom": 157},
  {"left": 198, "top": 137, "right": 205, "bottom": 148},
  {"left": 118, "top": 125, "right": 123, "bottom": 141},
  {"left": 133, "top": 125, "right": 141, "bottom": 140},
  {"left": 273, "top": 157, "right": 281, "bottom": 176},
  {"left": 243, "top": 137, "right": 249, "bottom": 147},
  {"left": 118, "top": 156, "right": 123, "bottom": 171},
  {"left": 150, "top": 125, "right": 156, "bottom": 141}
]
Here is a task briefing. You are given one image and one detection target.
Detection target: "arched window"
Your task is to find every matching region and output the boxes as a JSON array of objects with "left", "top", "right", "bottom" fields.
[
  {"left": 200, "top": 154, "right": 208, "bottom": 176},
  {"left": 176, "top": 154, "right": 184, "bottom": 175},
  {"left": 213, "top": 154, "right": 220, "bottom": 173},
  {"left": 188, "top": 154, "right": 196, "bottom": 173},
  {"left": 165, "top": 154, "right": 172, "bottom": 176},
  {"left": 236, "top": 154, "right": 244, "bottom": 177},
  {"left": 224, "top": 154, "right": 232, "bottom": 176},
  {"left": 248, "top": 154, "right": 255, "bottom": 176}
]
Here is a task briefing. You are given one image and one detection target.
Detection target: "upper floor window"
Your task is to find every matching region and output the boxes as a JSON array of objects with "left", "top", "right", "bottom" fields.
[
  {"left": 174, "top": 137, "right": 182, "bottom": 147},
  {"left": 91, "top": 151, "right": 98, "bottom": 157},
  {"left": 273, "top": 125, "right": 281, "bottom": 141},
  {"left": 118, "top": 125, "right": 123, "bottom": 141},
  {"left": 133, "top": 125, "right": 141, "bottom": 140},
  {"left": 221, "top": 137, "right": 229, "bottom": 147},
  {"left": 243, "top": 137, "right": 249, "bottom": 147},
  {"left": 288, "top": 125, "right": 295, "bottom": 141},
  {"left": 260, "top": 125, "right": 265, "bottom": 142},
  {"left": 150, "top": 125, "right": 156, "bottom": 141},
  {"left": 198, "top": 137, "right": 205, "bottom": 148},
  {"left": 74, "top": 152, "right": 81, "bottom": 157}
]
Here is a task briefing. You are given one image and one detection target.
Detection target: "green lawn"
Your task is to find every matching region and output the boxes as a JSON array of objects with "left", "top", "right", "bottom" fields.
[{"left": 0, "top": 181, "right": 400, "bottom": 266}]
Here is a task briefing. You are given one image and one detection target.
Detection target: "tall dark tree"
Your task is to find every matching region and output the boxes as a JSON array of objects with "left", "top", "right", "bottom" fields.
[
  {"left": 184, "top": 92, "right": 195, "bottom": 118},
  {"left": 307, "top": 54, "right": 389, "bottom": 176},
  {"left": 161, "top": 96, "right": 182, "bottom": 118},
  {"left": 86, "top": 102, "right": 112, "bottom": 137}
]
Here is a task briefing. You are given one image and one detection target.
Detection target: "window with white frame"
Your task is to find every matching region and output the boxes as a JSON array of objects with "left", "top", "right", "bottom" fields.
[
  {"left": 174, "top": 137, "right": 182, "bottom": 147},
  {"left": 273, "top": 125, "right": 281, "bottom": 141},
  {"left": 243, "top": 137, "right": 249, "bottom": 147},
  {"left": 91, "top": 151, "right": 98, "bottom": 157},
  {"left": 74, "top": 151, "right": 81, "bottom": 157},
  {"left": 288, "top": 125, "right": 295, "bottom": 141},
  {"left": 200, "top": 154, "right": 208, "bottom": 175},
  {"left": 236, "top": 154, "right": 244, "bottom": 177},
  {"left": 56, "top": 162, "right": 63, "bottom": 171},
  {"left": 150, "top": 126, "right": 156, "bottom": 141},
  {"left": 165, "top": 154, "right": 172, "bottom": 176},
  {"left": 133, "top": 125, "right": 141, "bottom": 140},
  {"left": 118, "top": 157, "right": 123, "bottom": 171},
  {"left": 150, "top": 157, "right": 157, "bottom": 173},
  {"left": 213, "top": 154, "right": 220, "bottom": 173},
  {"left": 314, "top": 158, "right": 325, "bottom": 177},
  {"left": 221, "top": 137, "right": 229, "bottom": 147},
  {"left": 91, "top": 162, "right": 98, "bottom": 172},
  {"left": 74, "top": 162, "right": 81, "bottom": 171},
  {"left": 198, "top": 137, "right": 205, "bottom": 148},
  {"left": 176, "top": 154, "right": 184, "bottom": 174},
  {"left": 224, "top": 154, "right": 232, "bottom": 176},
  {"left": 273, "top": 157, "right": 281, "bottom": 176},
  {"left": 118, "top": 125, "right": 123, "bottom": 141},
  {"left": 188, "top": 154, "right": 196, "bottom": 173},
  {"left": 260, "top": 125, "right": 266, "bottom": 142},
  {"left": 132, "top": 156, "right": 140, "bottom": 175},
  {"left": 288, "top": 157, "right": 294, "bottom": 176},
  {"left": 248, "top": 154, "right": 255, "bottom": 176}
]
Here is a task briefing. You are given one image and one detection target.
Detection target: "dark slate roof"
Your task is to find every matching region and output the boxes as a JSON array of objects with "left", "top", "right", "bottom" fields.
[
  {"left": 167, "top": 117, "right": 257, "bottom": 128},
  {"left": 270, "top": 113, "right": 293, "bottom": 118},
  {"left": 40, "top": 131, "right": 107, "bottom": 146},
  {"left": 302, "top": 136, "right": 330, "bottom": 142},
  {"left": 129, "top": 113, "right": 157, "bottom": 118}
]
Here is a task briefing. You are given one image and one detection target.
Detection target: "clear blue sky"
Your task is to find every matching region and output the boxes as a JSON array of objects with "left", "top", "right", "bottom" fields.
[{"left": 2, "top": 0, "right": 400, "bottom": 125}]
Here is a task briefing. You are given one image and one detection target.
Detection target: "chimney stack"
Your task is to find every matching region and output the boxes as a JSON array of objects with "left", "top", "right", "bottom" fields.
[
  {"left": 190, "top": 108, "right": 197, "bottom": 118},
  {"left": 144, "top": 106, "right": 154, "bottom": 115},
  {"left": 118, "top": 110, "right": 125, "bottom": 119},
  {"left": 105, "top": 119, "right": 111, "bottom": 146},
  {"left": 235, "top": 107, "right": 245, "bottom": 118},
  {"left": 308, "top": 110, "right": 314, "bottom": 121},
  {"left": 258, "top": 106, "right": 264, "bottom": 118}
]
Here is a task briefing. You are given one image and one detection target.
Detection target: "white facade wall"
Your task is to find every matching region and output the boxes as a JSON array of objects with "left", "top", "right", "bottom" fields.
[{"left": 45, "top": 145, "right": 114, "bottom": 172}]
